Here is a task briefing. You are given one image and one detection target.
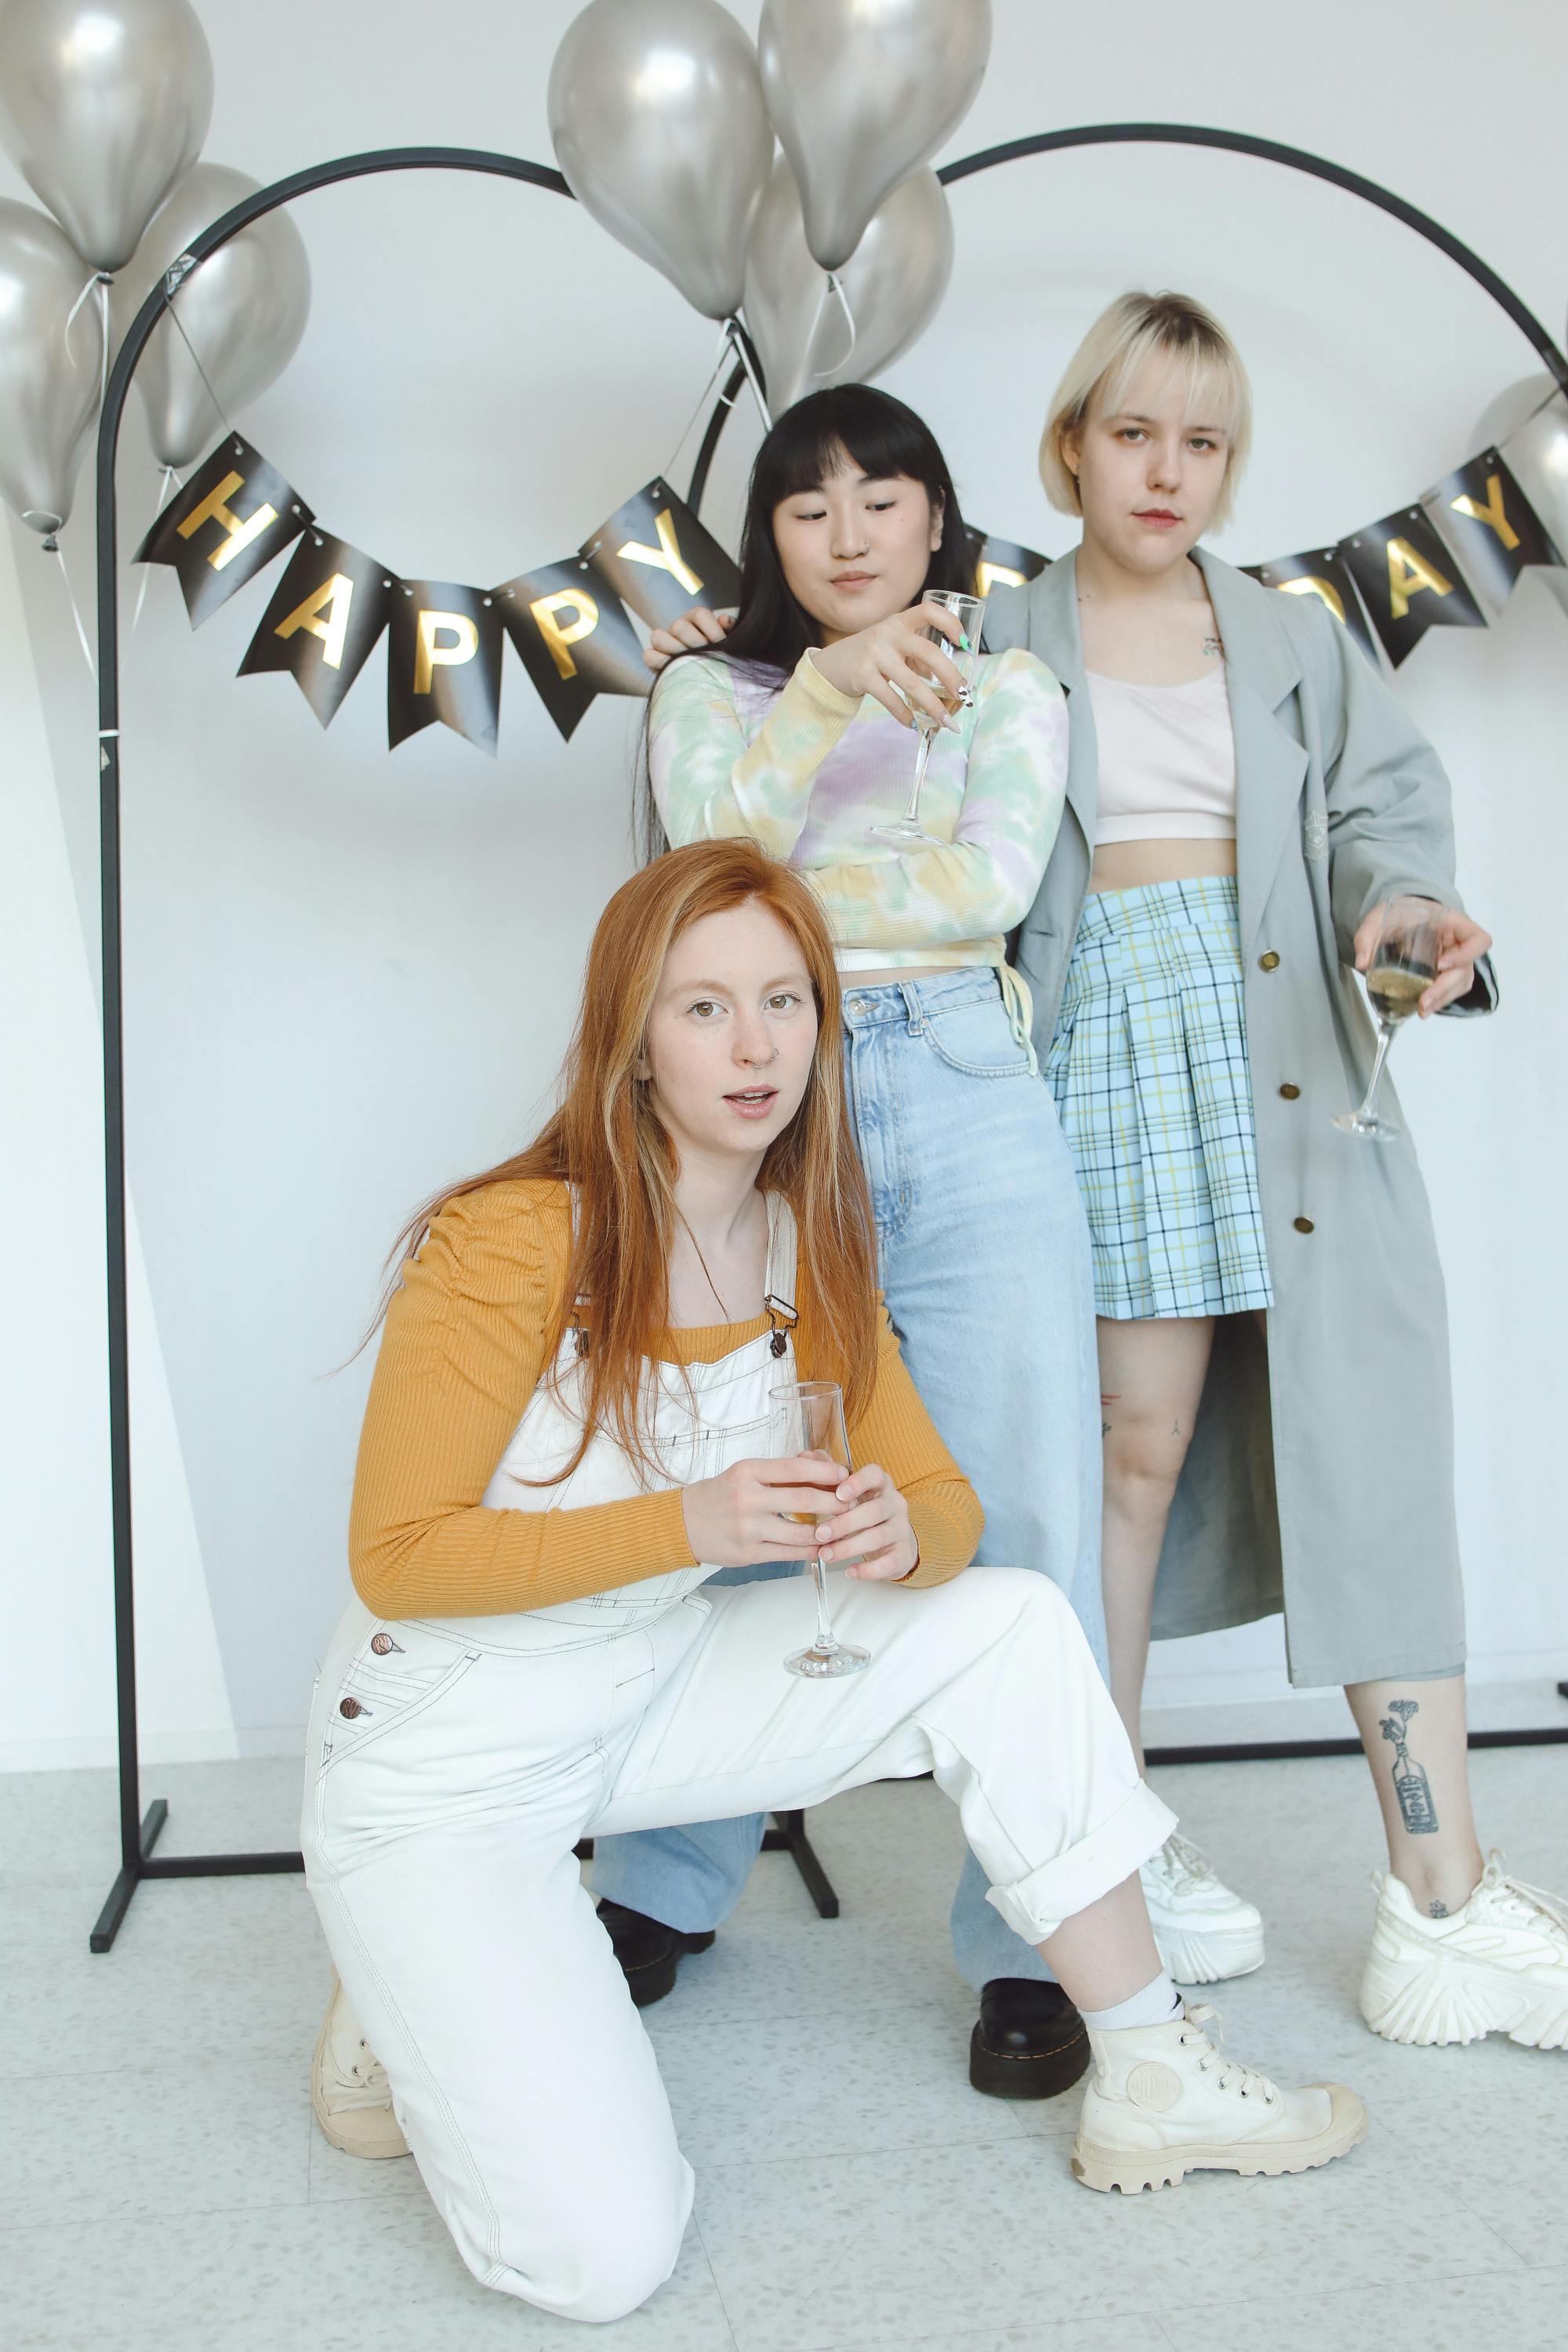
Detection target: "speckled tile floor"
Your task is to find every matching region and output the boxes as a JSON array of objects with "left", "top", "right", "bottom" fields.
[{"left": 2, "top": 1746, "right": 1565, "bottom": 2351}]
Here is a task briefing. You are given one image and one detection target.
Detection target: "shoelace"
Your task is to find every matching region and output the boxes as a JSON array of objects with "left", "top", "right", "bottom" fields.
[
  {"left": 1149, "top": 1831, "right": 1219, "bottom": 1893},
  {"left": 1478, "top": 1853, "right": 1568, "bottom": 1951},
  {"left": 1180, "top": 2004, "right": 1279, "bottom": 2105},
  {"left": 332, "top": 2035, "right": 391, "bottom": 2096}
]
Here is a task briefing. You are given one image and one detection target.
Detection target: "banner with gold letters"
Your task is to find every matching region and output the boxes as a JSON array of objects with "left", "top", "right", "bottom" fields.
[
  {"left": 137, "top": 436, "right": 312, "bottom": 627},
  {"left": 139, "top": 396, "right": 1568, "bottom": 754},
  {"left": 1240, "top": 548, "right": 1381, "bottom": 669},
  {"left": 386, "top": 581, "right": 506, "bottom": 756},
  {"left": 1421, "top": 449, "right": 1563, "bottom": 616},
  {"left": 1337, "top": 502, "right": 1488, "bottom": 667},
  {"left": 495, "top": 557, "right": 651, "bottom": 741},
  {"left": 583, "top": 479, "right": 742, "bottom": 629},
  {"left": 237, "top": 531, "right": 392, "bottom": 726}
]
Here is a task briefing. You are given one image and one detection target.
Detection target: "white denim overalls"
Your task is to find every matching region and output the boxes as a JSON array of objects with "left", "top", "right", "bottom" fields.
[{"left": 300, "top": 1192, "right": 1171, "bottom": 2325}]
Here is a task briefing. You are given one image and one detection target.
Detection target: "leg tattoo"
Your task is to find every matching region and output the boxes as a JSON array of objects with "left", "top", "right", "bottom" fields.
[
  {"left": 1379, "top": 1699, "right": 1439, "bottom": 1836},
  {"left": 1428, "top": 1900, "right": 1449, "bottom": 1918}
]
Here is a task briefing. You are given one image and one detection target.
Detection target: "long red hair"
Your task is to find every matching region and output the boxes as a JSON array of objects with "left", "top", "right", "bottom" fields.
[{"left": 380, "top": 840, "right": 878, "bottom": 1474}]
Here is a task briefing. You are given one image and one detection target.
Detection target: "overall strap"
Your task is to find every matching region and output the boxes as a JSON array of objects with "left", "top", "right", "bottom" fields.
[{"left": 763, "top": 1194, "right": 800, "bottom": 1361}]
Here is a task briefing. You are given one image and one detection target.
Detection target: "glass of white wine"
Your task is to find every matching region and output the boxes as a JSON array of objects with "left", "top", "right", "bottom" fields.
[
  {"left": 1333, "top": 895, "right": 1444, "bottom": 1142},
  {"left": 770, "top": 1379, "right": 871, "bottom": 1679},
  {"left": 868, "top": 590, "right": 987, "bottom": 848}
]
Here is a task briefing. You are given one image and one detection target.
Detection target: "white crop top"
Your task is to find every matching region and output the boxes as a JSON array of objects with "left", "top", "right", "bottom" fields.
[{"left": 1086, "top": 665, "right": 1237, "bottom": 846}]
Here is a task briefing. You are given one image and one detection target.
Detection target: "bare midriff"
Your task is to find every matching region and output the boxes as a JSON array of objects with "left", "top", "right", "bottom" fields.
[
  {"left": 1088, "top": 837, "right": 1237, "bottom": 895},
  {"left": 842, "top": 963, "right": 949, "bottom": 987}
]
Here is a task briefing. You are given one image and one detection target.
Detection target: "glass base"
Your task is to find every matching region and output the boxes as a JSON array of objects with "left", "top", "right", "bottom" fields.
[
  {"left": 868, "top": 817, "right": 944, "bottom": 846},
  {"left": 1333, "top": 1109, "right": 1400, "bottom": 1142},
  {"left": 784, "top": 1641, "right": 872, "bottom": 1679}
]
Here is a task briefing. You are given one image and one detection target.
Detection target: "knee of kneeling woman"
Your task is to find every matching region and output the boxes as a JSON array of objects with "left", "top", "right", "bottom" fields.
[{"left": 489, "top": 2198, "right": 688, "bottom": 2325}]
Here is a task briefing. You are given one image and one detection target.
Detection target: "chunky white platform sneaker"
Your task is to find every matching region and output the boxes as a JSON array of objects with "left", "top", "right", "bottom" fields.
[
  {"left": 1138, "top": 1832, "right": 1265, "bottom": 1984},
  {"left": 1071, "top": 2002, "right": 1367, "bottom": 2194},
  {"left": 1359, "top": 1854, "right": 1568, "bottom": 2050},
  {"left": 311, "top": 1974, "right": 409, "bottom": 2160}
]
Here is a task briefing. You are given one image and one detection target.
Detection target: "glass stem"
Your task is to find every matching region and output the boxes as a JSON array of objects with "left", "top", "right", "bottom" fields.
[
  {"left": 1357, "top": 1019, "right": 1396, "bottom": 1122},
  {"left": 902, "top": 722, "right": 936, "bottom": 825},
  {"left": 811, "top": 1552, "right": 839, "bottom": 1656}
]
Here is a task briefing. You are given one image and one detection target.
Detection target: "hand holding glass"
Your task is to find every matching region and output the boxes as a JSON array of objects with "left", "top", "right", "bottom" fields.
[
  {"left": 1334, "top": 895, "right": 1444, "bottom": 1142},
  {"left": 770, "top": 1381, "right": 871, "bottom": 1679},
  {"left": 869, "top": 590, "right": 987, "bottom": 848}
]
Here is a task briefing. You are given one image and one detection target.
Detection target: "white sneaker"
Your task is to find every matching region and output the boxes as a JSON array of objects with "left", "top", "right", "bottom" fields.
[
  {"left": 1071, "top": 2002, "right": 1367, "bottom": 2194},
  {"left": 1138, "top": 1832, "right": 1265, "bottom": 1984},
  {"left": 310, "top": 1974, "right": 409, "bottom": 2160},
  {"left": 1359, "top": 1853, "right": 1568, "bottom": 2050}
]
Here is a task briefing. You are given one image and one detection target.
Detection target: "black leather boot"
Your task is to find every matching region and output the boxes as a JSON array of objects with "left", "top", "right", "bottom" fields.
[
  {"left": 968, "top": 1977, "right": 1090, "bottom": 2099},
  {"left": 597, "top": 1898, "right": 717, "bottom": 2009}
]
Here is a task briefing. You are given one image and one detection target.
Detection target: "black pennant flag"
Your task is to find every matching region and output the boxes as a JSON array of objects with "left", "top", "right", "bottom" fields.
[
  {"left": 966, "top": 528, "right": 1051, "bottom": 602},
  {"left": 584, "top": 478, "right": 741, "bottom": 629},
  {"left": 1336, "top": 503, "right": 1487, "bottom": 668},
  {"left": 386, "top": 581, "right": 504, "bottom": 757},
  {"left": 1425, "top": 448, "right": 1564, "bottom": 615},
  {"left": 136, "top": 435, "right": 311, "bottom": 627},
  {"left": 238, "top": 532, "right": 392, "bottom": 726},
  {"left": 495, "top": 557, "right": 648, "bottom": 742},
  {"left": 1241, "top": 548, "right": 1382, "bottom": 669}
]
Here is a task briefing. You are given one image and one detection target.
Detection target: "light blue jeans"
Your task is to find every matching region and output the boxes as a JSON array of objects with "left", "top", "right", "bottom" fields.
[{"left": 591, "top": 969, "right": 1105, "bottom": 1990}]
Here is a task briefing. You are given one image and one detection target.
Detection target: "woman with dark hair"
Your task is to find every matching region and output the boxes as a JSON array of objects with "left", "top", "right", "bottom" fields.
[
  {"left": 303, "top": 840, "right": 1363, "bottom": 2322},
  {"left": 594, "top": 385, "right": 1104, "bottom": 2101}
]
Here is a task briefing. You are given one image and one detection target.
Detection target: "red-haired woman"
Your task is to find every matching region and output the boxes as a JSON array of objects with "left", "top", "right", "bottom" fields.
[{"left": 302, "top": 840, "right": 1363, "bottom": 2325}]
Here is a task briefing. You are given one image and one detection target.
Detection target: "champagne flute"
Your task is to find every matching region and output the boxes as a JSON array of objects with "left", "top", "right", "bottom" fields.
[
  {"left": 1333, "top": 895, "right": 1444, "bottom": 1142},
  {"left": 868, "top": 590, "right": 987, "bottom": 848},
  {"left": 770, "top": 1380, "right": 871, "bottom": 1679}
]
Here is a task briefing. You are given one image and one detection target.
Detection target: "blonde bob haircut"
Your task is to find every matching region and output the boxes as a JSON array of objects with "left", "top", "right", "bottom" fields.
[{"left": 1040, "top": 291, "right": 1252, "bottom": 532}]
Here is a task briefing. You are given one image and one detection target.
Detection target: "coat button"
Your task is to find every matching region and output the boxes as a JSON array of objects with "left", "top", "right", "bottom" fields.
[
  {"left": 339, "top": 1697, "right": 363, "bottom": 1719},
  {"left": 1279, "top": 1083, "right": 1301, "bottom": 1100},
  {"left": 1294, "top": 1215, "right": 1315, "bottom": 1234},
  {"left": 1259, "top": 951, "right": 1280, "bottom": 971}
]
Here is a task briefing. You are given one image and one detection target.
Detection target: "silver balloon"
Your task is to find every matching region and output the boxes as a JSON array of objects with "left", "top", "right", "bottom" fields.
[
  {"left": 744, "top": 158, "right": 953, "bottom": 412},
  {"left": 549, "top": 0, "right": 774, "bottom": 321},
  {"left": 759, "top": 0, "right": 990, "bottom": 273},
  {"left": 0, "top": 0, "right": 213, "bottom": 272},
  {"left": 0, "top": 195, "right": 104, "bottom": 536},
  {"left": 111, "top": 163, "right": 311, "bottom": 470}
]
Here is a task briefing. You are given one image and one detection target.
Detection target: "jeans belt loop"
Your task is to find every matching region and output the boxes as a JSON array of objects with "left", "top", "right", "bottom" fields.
[{"left": 900, "top": 980, "right": 924, "bottom": 1036}]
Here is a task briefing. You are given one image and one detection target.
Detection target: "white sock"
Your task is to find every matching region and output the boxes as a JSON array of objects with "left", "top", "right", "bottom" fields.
[{"left": 1080, "top": 1970, "right": 1182, "bottom": 2033}]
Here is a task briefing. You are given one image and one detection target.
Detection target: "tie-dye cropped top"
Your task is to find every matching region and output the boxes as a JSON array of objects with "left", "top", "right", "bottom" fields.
[{"left": 648, "top": 645, "right": 1069, "bottom": 975}]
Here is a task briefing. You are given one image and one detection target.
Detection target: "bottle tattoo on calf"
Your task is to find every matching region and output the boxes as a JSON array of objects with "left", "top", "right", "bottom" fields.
[{"left": 1379, "top": 1698, "right": 1439, "bottom": 1836}]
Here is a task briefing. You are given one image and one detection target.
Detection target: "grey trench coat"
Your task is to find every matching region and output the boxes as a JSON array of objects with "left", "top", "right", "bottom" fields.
[{"left": 986, "top": 546, "right": 1495, "bottom": 1687}]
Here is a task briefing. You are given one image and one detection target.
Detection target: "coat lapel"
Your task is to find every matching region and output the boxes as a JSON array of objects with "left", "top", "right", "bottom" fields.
[{"left": 1195, "top": 550, "right": 1308, "bottom": 958}]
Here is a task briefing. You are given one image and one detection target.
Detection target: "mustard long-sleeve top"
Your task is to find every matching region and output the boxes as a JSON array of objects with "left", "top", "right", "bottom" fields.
[{"left": 349, "top": 1179, "right": 983, "bottom": 1620}]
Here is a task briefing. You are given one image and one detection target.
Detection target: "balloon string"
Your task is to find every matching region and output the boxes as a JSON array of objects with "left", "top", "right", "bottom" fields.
[
  {"left": 662, "top": 322, "right": 739, "bottom": 481},
  {"left": 811, "top": 273, "right": 857, "bottom": 378},
  {"left": 49, "top": 538, "right": 97, "bottom": 679},
  {"left": 164, "top": 267, "right": 237, "bottom": 440},
  {"left": 132, "top": 465, "right": 183, "bottom": 628},
  {"left": 724, "top": 315, "right": 773, "bottom": 430}
]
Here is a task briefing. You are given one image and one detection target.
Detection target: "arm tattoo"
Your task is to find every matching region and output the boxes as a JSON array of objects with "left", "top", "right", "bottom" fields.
[
  {"left": 1202, "top": 633, "right": 1223, "bottom": 659},
  {"left": 1428, "top": 1900, "right": 1449, "bottom": 1917},
  {"left": 1379, "top": 1698, "right": 1439, "bottom": 1835}
]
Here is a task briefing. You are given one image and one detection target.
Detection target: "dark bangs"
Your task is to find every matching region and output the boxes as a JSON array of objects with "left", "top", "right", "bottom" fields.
[{"left": 707, "top": 385, "right": 975, "bottom": 680}]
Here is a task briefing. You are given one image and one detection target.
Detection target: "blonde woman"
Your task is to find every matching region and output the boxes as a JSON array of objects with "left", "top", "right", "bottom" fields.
[{"left": 649, "top": 296, "right": 1568, "bottom": 2058}]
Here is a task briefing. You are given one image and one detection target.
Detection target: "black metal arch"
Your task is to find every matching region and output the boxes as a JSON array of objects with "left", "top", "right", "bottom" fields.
[{"left": 89, "top": 130, "right": 1568, "bottom": 1952}]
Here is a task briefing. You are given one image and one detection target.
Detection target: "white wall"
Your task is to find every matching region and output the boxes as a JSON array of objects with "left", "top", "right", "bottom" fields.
[{"left": 5, "top": 0, "right": 1566, "bottom": 1771}]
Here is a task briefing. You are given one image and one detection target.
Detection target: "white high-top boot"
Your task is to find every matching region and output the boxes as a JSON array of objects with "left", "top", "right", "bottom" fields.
[
  {"left": 1071, "top": 2003, "right": 1367, "bottom": 2194},
  {"left": 310, "top": 1975, "right": 409, "bottom": 2160},
  {"left": 1359, "top": 1853, "right": 1568, "bottom": 2049}
]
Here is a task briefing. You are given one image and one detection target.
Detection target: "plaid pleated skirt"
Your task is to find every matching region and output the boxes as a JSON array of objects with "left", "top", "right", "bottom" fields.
[{"left": 1045, "top": 876, "right": 1273, "bottom": 1320}]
